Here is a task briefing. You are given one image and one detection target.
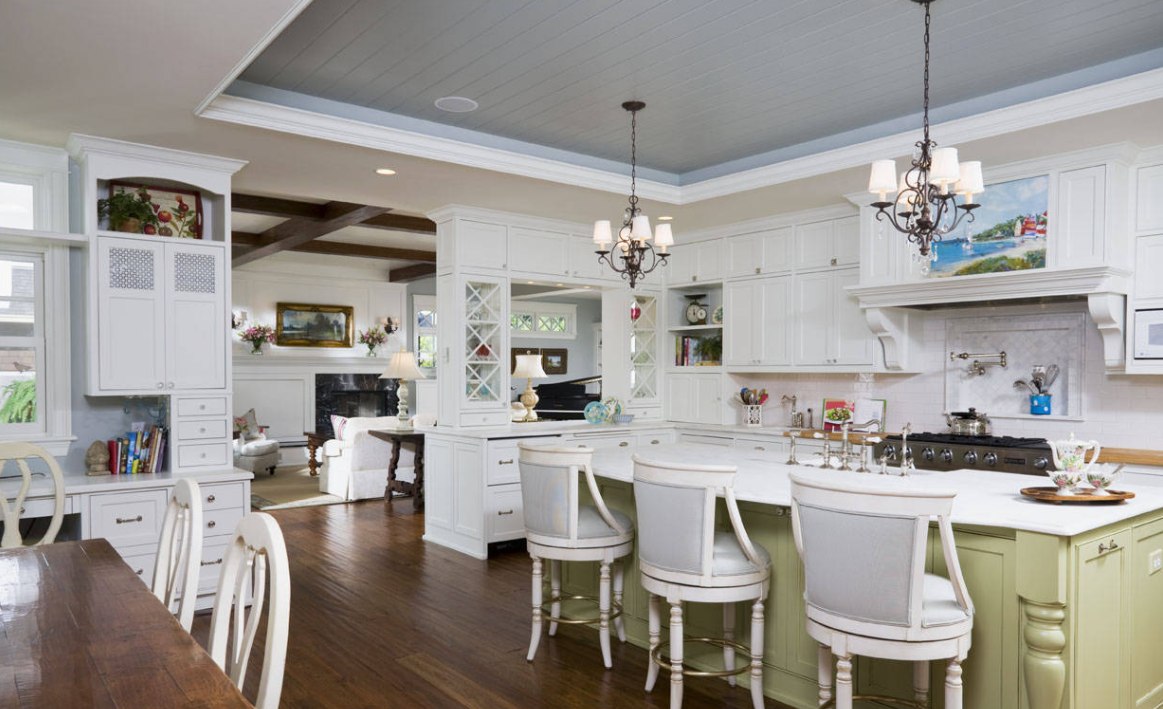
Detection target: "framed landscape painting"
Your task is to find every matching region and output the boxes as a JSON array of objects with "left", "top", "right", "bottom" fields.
[
  {"left": 275, "top": 303, "right": 354, "bottom": 348},
  {"left": 926, "top": 174, "right": 1049, "bottom": 278}
]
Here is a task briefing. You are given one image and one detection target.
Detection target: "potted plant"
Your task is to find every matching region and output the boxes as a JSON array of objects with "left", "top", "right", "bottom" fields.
[
  {"left": 357, "top": 325, "right": 388, "bottom": 357},
  {"left": 97, "top": 188, "right": 158, "bottom": 234},
  {"left": 238, "top": 324, "right": 276, "bottom": 355},
  {"left": 695, "top": 335, "right": 722, "bottom": 366}
]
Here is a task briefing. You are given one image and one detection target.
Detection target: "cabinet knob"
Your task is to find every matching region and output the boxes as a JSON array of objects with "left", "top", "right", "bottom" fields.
[
  {"left": 200, "top": 453, "right": 206, "bottom": 459},
  {"left": 691, "top": 276, "right": 698, "bottom": 282},
  {"left": 167, "top": 382, "right": 175, "bottom": 389},
  {"left": 755, "top": 267, "right": 761, "bottom": 274},
  {"left": 206, "top": 494, "right": 216, "bottom": 503},
  {"left": 156, "top": 383, "right": 164, "bottom": 389},
  {"left": 135, "top": 568, "right": 144, "bottom": 576},
  {"left": 207, "top": 520, "right": 216, "bottom": 529},
  {"left": 199, "top": 427, "right": 206, "bottom": 434},
  {"left": 830, "top": 258, "right": 838, "bottom": 266}
]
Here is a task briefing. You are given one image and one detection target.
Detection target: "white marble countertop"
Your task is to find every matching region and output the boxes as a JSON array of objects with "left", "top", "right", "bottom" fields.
[
  {"left": 424, "top": 419, "right": 675, "bottom": 439},
  {"left": 591, "top": 443, "right": 1163, "bottom": 537},
  {"left": 1, "top": 467, "right": 253, "bottom": 500}
]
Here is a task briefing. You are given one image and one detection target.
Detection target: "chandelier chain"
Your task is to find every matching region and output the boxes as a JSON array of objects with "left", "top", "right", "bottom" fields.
[
  {"left": 628, "top": 108, "right": 639, "bottom": 216},
  {"left": 922, "top": 0, "right": 931, "bottom": 144}
]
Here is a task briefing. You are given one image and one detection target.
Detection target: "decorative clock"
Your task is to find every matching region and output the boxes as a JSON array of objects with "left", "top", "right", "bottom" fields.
[{"left": 684, "top": 294, "right": 708, "bottom": 325}]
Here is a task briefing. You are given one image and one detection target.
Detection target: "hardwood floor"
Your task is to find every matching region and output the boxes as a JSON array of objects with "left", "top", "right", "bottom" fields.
[{"left": 193, "top": 501, "right": 790, "bottom": 708}]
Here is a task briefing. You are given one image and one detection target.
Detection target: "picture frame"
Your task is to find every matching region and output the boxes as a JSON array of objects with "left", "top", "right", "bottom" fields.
[
  {"left": 109, "top": 181, "right": 203, "bottom": 239},
  {"left": 821, "top": 397, "right": 887, "bottom": 432},
  {"left": 275, "top": 303, "right": 355, "bottom": 348},
  {"left": 510, "top": 347, "right": 569, "bottom": 375}
]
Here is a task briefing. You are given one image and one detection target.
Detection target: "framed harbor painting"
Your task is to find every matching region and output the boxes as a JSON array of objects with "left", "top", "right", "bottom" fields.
[
  {"left": 275, "top": 303, "right": 355, "bottom": 347},
  {"left": 927, "top": 174, "right": 1049, "bottom": 278}
]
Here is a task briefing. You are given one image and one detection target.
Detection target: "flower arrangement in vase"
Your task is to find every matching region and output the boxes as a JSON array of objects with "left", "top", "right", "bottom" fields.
[
  {"left": 358, "top": 325, "right": 388, "bottom": 357},
  {"left": 238, "top": 324, "right": 276, "bottom": 355}
]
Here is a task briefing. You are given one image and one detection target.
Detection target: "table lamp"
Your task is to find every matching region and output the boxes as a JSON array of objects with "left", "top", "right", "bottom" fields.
[
  {"left": 380, "top": 349, "right": 426, "bottom": 427},
  {"left": 512, "top": 353, "right": 548, "bottom": 423}
]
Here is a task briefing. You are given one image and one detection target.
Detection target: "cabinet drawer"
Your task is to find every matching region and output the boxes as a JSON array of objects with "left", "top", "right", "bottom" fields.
[
  {"left": 198, "top": 481, "right": 246, "bottom": 512},
  {"left": 678, "top": 433, "right": 734, "bottom": 446},
  {"left": 177, "top": 418, "right": 228, "bottom": 441},
  {"left": 89, "top": 489, "right": 168, "bottom": 547},
  {"left": 572, "top": 434, "right": 636, "bottom": 450},
  {"left": 458, "top": 411, "right": 510, "bottom": 428},
  {"left": 197, "top": 538, "right": 231, "bottom": 594},
  {"left": 203, "top": 507, "right": 244, "bottom": 539},
  {"left": 176, "top": 397, "right": 227, "bottom": 418},
  {"left": 486, "top": 440, "right": 521, "bottom": 486},
  {"left": 733, "top": 437, "right": 785, "bottom": 457},
  {"left": 12, "top": 495, "right": 76, "bottom": 520},
  {"left": 487, "top": 485, "right": 525, "bottom": 542},
  {"left": 177, "top": 442, "right": 231, "bottom": 469},
  {"left": 118, "top": 548, "right": 157, "bottom": 586}
]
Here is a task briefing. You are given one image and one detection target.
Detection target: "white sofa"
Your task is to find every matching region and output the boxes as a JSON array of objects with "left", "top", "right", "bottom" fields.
[{"left": 318, "top": 416, "right": 416, "bottom": 501}]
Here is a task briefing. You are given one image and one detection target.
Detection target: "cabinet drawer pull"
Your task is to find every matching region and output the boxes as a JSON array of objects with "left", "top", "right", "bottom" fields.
[
  {"left": 207, "top": 520, "right": 216, "bottom": 529},
  {"left": 497, "top": 509, "right": 515, "bottom": 516},
  {"left": 206, "top": 494, "right": 216, "bottom": 503},
  {"left": 650, "top": 439, "right": 660, "bottom": 445},
  {"left": 116, "top": 515, "right": 143, "bottom": 525},
  {"left": 199, "top": 404, "right": 206, "bottom": 410},
  {"left": 497, "top": 458, "right": 514, "bottom": 466},
  {"left": 619, "top": 441, "right": 629, "bottom": 447},
  {"left": 830, "top": 257, "right": 838, "bottom": 266},
  {"left": 199, "top": 427, "right": 206, "bottom": 434},
  {"left": 754, "top": 446, "right": 766, "bottom": 451},
  {"left": 201, "top": 558, "right": 223, "bottom": 567},
  {"left": 1098, "top": 540, "right": 1120, "bottom": 554},
  {"left": 135, "top": 568, "right": 144, "bottom": 576}
]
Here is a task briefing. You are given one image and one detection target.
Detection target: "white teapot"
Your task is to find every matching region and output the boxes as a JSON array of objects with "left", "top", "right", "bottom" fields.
[{"left": 1049, "top": 433, "right": 1101, "bottom": 475}]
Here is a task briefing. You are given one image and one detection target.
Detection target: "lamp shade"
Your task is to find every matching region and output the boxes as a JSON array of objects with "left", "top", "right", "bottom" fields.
[
  {"left": 380, "top": 350, "right": 426, "bottom": 381},
  {"left": 592, "top": 219, "right": 612, "bottom": 245},
  {"left": 955, "top": 161, "right": 984, "bottom": 197},
  {"left": 868, "top": 159, "right": 897, "bottom": 195},
  {"left": 930, "top": 147, "right": 960, "bottom": 185},
  {"left": 653, "top": 222, "right": 674, "bottom": 247},
  {"left": 512, "top": 353, "right": 547, "bottom": 379},
  {"left": 630, "top": 214, "right": 651, "bottom": 241}
]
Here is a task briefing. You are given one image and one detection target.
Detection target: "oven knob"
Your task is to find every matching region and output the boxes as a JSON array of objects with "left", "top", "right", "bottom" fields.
[
  {"left": 1033, "top": 456, "right": 1049, "bottom": 470},
  {"left": 921, "top": 447, "right": 935, "bottom": 462},
  {"left": 882, "top": 444, "right": 897, "bottom": 461},
  {"left": 963, "top": 451, "right": 978, "bottom": 465},
  {"left": 940, "top": 449, "right": 954, "bottom": 463},
  {"left": 983, "top": 452, "right": 998, "bottom": 467}
]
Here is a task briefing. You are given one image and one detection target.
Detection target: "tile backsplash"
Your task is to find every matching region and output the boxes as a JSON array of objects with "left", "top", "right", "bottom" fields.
[{"left": 729, "top": 302, "right": 1163, "bottom": 450}]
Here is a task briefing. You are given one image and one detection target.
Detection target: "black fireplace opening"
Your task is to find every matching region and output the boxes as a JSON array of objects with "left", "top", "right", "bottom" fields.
[{"left": 315, "top": 373, "right": 399, "bottom": 435}]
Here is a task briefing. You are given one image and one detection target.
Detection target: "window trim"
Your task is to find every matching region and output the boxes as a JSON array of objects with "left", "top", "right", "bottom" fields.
[
  {"left": 413, "top": 294, "right": 437, "bottom": 374},
  {"left": 509, "top": 301, "right": 577, "bottom": 339}
]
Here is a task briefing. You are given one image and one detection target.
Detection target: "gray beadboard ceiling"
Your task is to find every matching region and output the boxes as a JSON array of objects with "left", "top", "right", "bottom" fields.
[{"left": 233, "top": 0, "right": 1163, "bottom": 178}]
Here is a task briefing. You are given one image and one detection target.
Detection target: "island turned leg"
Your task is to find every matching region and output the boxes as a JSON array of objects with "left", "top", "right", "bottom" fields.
[
  {"left": 1022, "top": 599, "right": 1067, "bottom": 709},
  {"left": 306, "top": 437, "right": 320, "bottom": 476},
  {"left": 413, "top": 438, "right": 425, "bottom": 511}
]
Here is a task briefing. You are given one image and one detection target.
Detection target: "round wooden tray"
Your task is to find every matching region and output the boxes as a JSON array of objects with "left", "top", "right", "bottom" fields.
[{"left": 1020, "top": 487, "right": 1135, "bottom": 504}]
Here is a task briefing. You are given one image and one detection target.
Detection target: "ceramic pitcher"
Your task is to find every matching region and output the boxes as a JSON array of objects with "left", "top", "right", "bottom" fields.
[{"left": 1049, "top": 433, "right": 1101, "bottom": 475}]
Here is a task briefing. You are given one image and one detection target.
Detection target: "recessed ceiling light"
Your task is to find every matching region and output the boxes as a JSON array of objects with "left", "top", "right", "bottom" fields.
[
  {"left": 375, "top": 168, "right": 396, "bottom": 176},
  {"left": 658, "top": 215, "right": 673, "bottom": 221},
  {"left": 435, "top": 96, "right": 479, "bottom": 113},
  {"left": 554, "top": 283, "right": 564, "bottom": 287}
]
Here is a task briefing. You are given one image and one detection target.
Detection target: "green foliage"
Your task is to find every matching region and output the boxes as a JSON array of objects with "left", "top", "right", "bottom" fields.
[
  {"left": 972, "top": 215, "right": 1025, "bottom": 242},
  {"left": 0, "top": 379, "right": 36, "bottom": 424},
  {"left": 1023, "top": 249, "right": 1046, "bottom": 269},
  {"left": 97, "top": 188, "right": 158, "bottom": 231},
  {"left": 695, "top": 335, "right": 722, "bottom": 363},
  {"left": 952, "top": 248, "right": 1047, "bottom": 276}
]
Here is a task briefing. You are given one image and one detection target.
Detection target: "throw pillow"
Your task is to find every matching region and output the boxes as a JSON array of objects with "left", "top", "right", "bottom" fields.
[
  {"left": 331, "top": 414, "right": 349, "bottom": 441},
  {"left": 234, "top": 409, "right": 260, "bottom": 439}
]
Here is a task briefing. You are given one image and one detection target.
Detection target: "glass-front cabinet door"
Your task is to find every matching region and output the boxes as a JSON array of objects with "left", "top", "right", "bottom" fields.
[
  {"left": 629, "top": 294, "right": 657, "bottom": 402},
  {"left": 462, "top": 277, "right": 506, "bottom": 407}
]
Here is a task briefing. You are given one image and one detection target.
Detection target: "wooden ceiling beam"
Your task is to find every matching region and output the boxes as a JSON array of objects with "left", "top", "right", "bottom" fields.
[
  {"left": 231, "top": 202, "right": 391, "bottom": 267},
  {"left": 231, "top": 193, "right": 436, "bottom": 234},
  {"left": 388, "top": 263, "right": 437, "bottom": 282},
  {"left": 232, "top": 232, "right": 436, "bottom": 262}
]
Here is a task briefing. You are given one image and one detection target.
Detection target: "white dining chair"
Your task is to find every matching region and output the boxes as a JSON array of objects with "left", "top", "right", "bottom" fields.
[
  {"left": 208, "top": 512, "right": 291, "bottom": 709},
  {"left": 152, "top": 478, "right": 203, "bottom": 631},
  {"left": 0, "top": 442, "right": 66, "bottom": 548},
  {"left": 519, "top": 442, "right": 634, "bottom": 669},
  {"left": 633, "top": 455, "right": 771, "bottom": 709},
  {"left": 789, "top": 473, "right": 974, "bottom": 709}
]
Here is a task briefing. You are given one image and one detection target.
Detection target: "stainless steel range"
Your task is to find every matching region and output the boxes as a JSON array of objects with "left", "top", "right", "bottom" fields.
[{"left": 872, "top": 433, "right": 1053, "bottom": 476}]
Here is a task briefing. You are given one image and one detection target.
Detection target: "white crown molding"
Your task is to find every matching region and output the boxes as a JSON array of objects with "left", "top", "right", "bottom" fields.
[
  {"left": 196, "top": 64, "right": 1163, "bottom": 205},
  {"left": 67, "top": 134, "right": 248, "bottom": 175},
  {"left": 680, "top": 203, "right": 858, "bottom": 243},
  {"left": 199, "top": 95, "right": 683, "bottom": 203},
  {"left": 425, "top": 204, "right": 591, "bottom": 234}
]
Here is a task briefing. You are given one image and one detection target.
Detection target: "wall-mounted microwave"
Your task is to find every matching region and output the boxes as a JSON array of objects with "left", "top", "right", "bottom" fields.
[{"left": 1135, "top": 309, "right": 1163, "bottom": 359}]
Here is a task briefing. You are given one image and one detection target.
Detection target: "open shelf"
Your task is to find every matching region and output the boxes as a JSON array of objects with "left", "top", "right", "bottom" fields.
[{"left": 668, "top": 324, "right": 723, "bottom": 332}]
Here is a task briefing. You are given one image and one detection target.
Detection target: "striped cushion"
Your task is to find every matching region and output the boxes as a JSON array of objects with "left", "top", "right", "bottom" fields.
[{"left": 330, "top": 414, "right": 349, "bottom": 441}]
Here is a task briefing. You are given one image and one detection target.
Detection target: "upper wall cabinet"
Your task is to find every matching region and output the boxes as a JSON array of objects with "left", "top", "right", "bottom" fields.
[
  {"left": 508, "top": 227, "right": 568, "bottom": 277},
  {"left": 794, "top": 216, "right": 859, "bottom": 271},
  {"left": 665, "top": 240, "right": 722, "bottom": 285},
  {"left": 1136, "top": 163, "right": 1163, "bottom": 234},
  {"left": 439, "top": 219, "right": 508, "bottom": 273},
  {"left": 726, "top": 227, "right": 793, "bottom": 279},
  {"left": 1054, "top": 165, "right": 1107, "bottom": 268}
]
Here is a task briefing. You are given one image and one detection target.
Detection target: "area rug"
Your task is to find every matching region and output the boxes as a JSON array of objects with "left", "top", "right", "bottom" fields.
[{"left": 250, "top": 465, "right": 346, "bottom": 510}]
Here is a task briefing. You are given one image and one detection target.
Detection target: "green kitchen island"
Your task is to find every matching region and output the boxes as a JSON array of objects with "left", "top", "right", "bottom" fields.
[{"left": 575, "top": 443, "right": 1163, "bottom": 709}]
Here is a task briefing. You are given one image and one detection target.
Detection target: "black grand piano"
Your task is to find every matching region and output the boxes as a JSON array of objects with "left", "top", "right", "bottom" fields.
[{"left": 532, "top": 375, "right": 601, "bottom": 420}]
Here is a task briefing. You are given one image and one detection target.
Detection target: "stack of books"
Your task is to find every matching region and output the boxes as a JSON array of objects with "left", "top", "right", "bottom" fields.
[{"left": 107, "top": 425, "right": 167, "bottom": 474}]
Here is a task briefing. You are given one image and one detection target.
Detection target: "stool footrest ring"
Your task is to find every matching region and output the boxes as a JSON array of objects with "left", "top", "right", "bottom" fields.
[
  {"left": 540, "top": 594, "right": 623, "bottom": 625},
  {"left": 649, "top": 637, "right": 752, "bottom": 678},
  {"left": 819, "top": 695, "right": 926, "bottom": 709}
]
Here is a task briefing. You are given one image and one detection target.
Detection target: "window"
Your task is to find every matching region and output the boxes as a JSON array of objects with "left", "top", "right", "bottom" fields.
[
  {"left": 0, "top": 253, "right": 41, "bottom": 431},
  {"left": 509, "top": 302, "right": 576, "bottom": 339},
  {"left": 0, "top": 182, "right": 35, "bottom": 230},
  {"left": 414, "top": 295, "right": 437, "bottom": 373}
]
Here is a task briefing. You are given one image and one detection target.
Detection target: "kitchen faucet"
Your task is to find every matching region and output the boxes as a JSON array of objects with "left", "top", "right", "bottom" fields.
[{"left": 838, "top": 418, "right": 883, "bottom": 471}]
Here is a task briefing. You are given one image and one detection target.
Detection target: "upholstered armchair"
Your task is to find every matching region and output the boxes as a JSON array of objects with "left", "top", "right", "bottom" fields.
[
  {"left": 319, "top": 416, "right": 417, "bottom": 501},
  {"left": 233, "top": 409, "right": 280, "bottom": 475}
]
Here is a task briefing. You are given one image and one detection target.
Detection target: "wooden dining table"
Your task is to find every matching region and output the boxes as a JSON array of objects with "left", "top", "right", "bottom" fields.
[{"left": 0, "top": 538, "right": 252, "bottom": 708}]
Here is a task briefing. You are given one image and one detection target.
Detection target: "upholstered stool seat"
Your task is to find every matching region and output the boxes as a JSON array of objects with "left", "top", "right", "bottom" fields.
[
  {"left": 633, "top": 455, "right": 771, "bottom": 709},
  {"left": 520, "top": 443, "right": 635, "bottom": 670}
]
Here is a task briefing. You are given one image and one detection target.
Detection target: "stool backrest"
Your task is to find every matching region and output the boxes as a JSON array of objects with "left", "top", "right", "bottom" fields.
[
  {"left": 152, "top": 478, "right": 203, "bottom": 631},
  {"left": 789, "top": 473, "right": 972, "bottom": 633},
  {"left": 518, "top": 443, "right": 626, "bottom": 542},
  {"left": 632, "top": 455, "right": 762, "bottom": 583},
  {"left": 0, "top": 442, "right": 65, "bottom": 548}
]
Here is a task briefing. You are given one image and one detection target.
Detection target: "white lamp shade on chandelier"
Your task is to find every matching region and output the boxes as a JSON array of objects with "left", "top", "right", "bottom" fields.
[
  {"left": 955, "top": 161, "right": 984, "bottom": 198},
  {"left": 630, "top": 214, "right": 652, "bottom": 241},
  {"left": 512, "top": 353, "right": 548, "bottom": 380},
  {"left": 929, "top": 147, "right": 960, "bottom": 186},
  {"left": 380, "top": 350, "right": 426, "bottom": 382},
  {"left": 592, "top": 219, "right": 613, "bottom": 246},
  {"left": 868, "top": 159, "right": 897, "bottom": 199},
  {"left": 653, "top": 222, "right": 674, "bottom": 250}
]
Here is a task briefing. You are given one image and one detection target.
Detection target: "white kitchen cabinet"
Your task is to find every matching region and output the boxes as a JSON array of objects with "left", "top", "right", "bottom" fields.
[
  {"left": 1057, "top": 165, "right": 1107, "bottom": 267},
  {"left": 1135, "top": 235, "right": 1163, "bottom": 300},
  {"left": 94, "top": 236, "right": 225, "bottom": 394},
  {"left": 724, "top": 276, "right": 792, "bottom": 367},
  {"left": 727, "top": 227, "right": 793, "bottom": 279},
  {"left": 665, "top": 372, "right": 721, "bottom": 424},
  {"left": 667, "top": 240, "right": 723, "bottom": 285},
  {"left": 1136, "top": 164, "right": 1163, "bottom": 234},
  {"left": 794, "top": 216, "right": 859, "bottom": 271},
  {"left": 508, "top": 226, "right": 568, "bottom": 276},
  {"left": 568, "top": 235, "right": 613, "bottom": 281},
  {"left": 451, "top": 220, "right": 508, "bottom": 272},
  {"left": 437, "top": 273, "right": 510, "bottom": 428},
  {"left": 794, "top": 268, "right": 874, "bottom": 366}
]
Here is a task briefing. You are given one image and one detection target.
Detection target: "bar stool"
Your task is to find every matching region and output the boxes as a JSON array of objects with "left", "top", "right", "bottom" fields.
[
  {"left": 632, "top": 455, "right": 771, "bottom": 709},
  {"left": 788, "top": 473, "right": 974, "bottom": 709},
  {"left": 518, "top": 443, "right": 634, "bottom": 668}
]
